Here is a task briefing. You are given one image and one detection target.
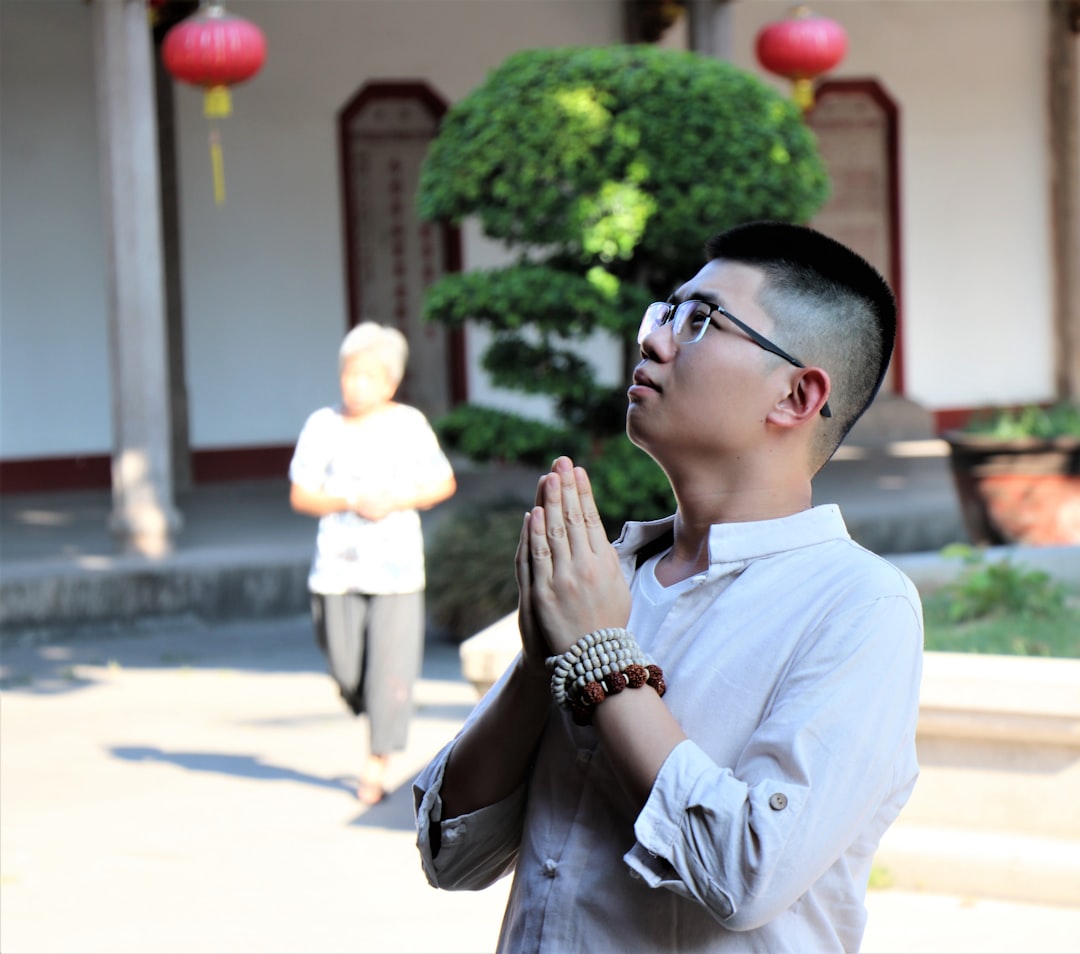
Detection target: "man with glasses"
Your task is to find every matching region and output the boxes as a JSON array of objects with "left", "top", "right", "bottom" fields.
[{"left": 414, "top": 221, "right": 923, "bottom": 953}]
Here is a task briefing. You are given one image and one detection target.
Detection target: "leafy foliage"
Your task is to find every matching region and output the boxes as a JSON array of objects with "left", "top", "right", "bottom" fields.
[
  {"left": 921, "top": 544, "right": 1079, "bottom": 657},
  {"left": 420, "top": 45, "right": 828, "bottom": 275},
  {"left": 433, "top": 404, "right": 587, "bottom": 468},
  {"left": 961, "top": 401, "right": 1080, "bottom": 440},
  {"left": 425, "top": 501, "right": 525, "bottom": 642},
  {"left": 419, "top": 45, "right": 830, "bottom": 525},
  {"left": 927, "top": 544, "right": 1068, "bottom": 622},
  {"left": 586, "top": 434, "right": 676, "bottom": 534}
]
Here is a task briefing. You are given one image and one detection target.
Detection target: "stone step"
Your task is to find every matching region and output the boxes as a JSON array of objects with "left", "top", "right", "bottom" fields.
[{"left": 875, "top": 824, "right": 1080, "bottom": 907}]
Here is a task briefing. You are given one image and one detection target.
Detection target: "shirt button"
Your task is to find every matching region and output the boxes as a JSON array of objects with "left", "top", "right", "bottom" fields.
[
  {"left": 769, "top": 792, "right": 788, "bottom": 811},
  {"left": 541, "top": 859, "right": 558, "bottom": 878},
  {"left": 576, "top": 749, "right": 592, "bottom": 765}
]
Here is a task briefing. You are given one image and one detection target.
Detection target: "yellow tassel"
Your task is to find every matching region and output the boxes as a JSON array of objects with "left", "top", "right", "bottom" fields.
[
  {"left": 792, "top": 78, "right": 815, "bottom": 112},
  {"left": 204, "top": 86, "right": 232, "bottom": 119},
  {"left": 209, "top": 130, "right": 226, "bottom": 205}
]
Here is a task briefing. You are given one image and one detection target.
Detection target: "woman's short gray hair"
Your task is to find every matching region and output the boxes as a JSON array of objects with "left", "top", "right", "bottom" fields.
[{"left": 338, "top": 322, "right": 409, "bottom": 385}]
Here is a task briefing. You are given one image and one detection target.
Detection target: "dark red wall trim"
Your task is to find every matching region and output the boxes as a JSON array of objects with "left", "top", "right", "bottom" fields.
[
  {"left": 933, "top": 409, "right": 973, "bottom": 434},
  {"left": 190, "top": 445, "right": 294, "bottom": 483},
  {"left": 0, "top": 445, "right": 295, "bottom": 495},
  {"left": 442, "top": 210, "right": 467, "bottom": 404},
  {"left": 0, "top": 455, "right": 112, "bottom": 494},
  {"left": 0, "top": 403, "right": 994, "bottom": 494},
  {"left": 336, "top": 79, "right": 467, "bottom": 406},
  {"left": 811, "top": 78, "right": 905, "bottom": 396}
]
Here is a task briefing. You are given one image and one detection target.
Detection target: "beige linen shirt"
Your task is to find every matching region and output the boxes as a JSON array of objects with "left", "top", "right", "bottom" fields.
[{"left": 413, "top": 506, "right": 924, "bottom": 953}]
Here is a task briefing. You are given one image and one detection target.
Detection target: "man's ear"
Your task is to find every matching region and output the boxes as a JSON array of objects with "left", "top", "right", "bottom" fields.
[{"left": 767, "top": 368, "right": 831, "bottom": 428}]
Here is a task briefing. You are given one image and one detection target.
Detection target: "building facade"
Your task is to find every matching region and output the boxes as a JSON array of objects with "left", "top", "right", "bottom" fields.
[{"left": 2, "top": 1, "right": 1077, "bottom": 540}]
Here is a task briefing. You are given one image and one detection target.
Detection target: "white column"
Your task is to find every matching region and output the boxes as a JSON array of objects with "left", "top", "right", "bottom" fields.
[{"left": 92, "top": 0, "right": 181, "bottom": 557}]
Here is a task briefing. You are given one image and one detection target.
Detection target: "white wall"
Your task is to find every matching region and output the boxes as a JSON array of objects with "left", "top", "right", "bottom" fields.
[
  {"left": 0, "top": 0, "right": 624, "bottom": 459},
  {"left": 0, "top": 1, "right": 111, "bottom": 458},
  {"left": 731, "top": 0, "right": 1055, "bottom": 409},
  {"left": 174, "top": 0, "right": 625, "bottom": 449},
  {"left": 0, "top": 0, "right": 1063, "bottom": 464}
]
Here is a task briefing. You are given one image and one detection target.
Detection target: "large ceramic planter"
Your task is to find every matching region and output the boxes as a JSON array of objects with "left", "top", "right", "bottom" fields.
[{"left": 943, "top": 431, "right": 1080, "bottom": 546}]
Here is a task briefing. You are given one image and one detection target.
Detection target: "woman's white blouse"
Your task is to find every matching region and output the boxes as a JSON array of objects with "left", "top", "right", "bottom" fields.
[{"left": 289, "top": 404, "right": 454, "bottom": 595}]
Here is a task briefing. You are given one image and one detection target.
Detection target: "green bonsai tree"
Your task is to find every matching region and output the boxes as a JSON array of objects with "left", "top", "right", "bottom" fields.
[{"left": 419, "top": 44, "right": 830, "bottom": 529}]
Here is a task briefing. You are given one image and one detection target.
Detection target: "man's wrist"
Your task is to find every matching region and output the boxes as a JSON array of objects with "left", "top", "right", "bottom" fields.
[{"left": 515, "top": 653, "right": 552, "bottom": 691}]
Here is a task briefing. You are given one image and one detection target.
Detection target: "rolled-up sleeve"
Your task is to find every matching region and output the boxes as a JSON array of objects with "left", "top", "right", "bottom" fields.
[
  {"left": 627, "top": 740, "right": 810, "bottom": 924},
  {"left": 413, "top": 739, "right": 526, "bottom": 891},
  {"left": 626, "top": 593, "right": 922, "bottom": 931}
]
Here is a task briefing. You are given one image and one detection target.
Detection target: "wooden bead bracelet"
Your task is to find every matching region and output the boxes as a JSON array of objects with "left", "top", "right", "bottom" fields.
[{"left": 546, "top": 628, "right": 666, "bottom": 726}]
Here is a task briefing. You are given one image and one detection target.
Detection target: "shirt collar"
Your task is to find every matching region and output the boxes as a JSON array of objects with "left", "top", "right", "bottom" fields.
[{"left": 615, "top": 505, "right": 851, "bottom": 567}]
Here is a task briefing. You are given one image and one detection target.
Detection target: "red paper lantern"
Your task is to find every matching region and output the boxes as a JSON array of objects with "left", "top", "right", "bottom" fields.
[
  {"left": 755, "top": 5, "right": 847, "bottom": 112},
  {"left": 162, "top": 1, "right": 266, "bottom": 118},
  {"left": 161, "top": 1, "right": 266, "bottom": 205}
]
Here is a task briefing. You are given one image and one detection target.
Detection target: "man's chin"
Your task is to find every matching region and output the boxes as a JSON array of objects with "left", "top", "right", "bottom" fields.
[{"left": 625, "top": 415, "right": 654, "bottom": 452}]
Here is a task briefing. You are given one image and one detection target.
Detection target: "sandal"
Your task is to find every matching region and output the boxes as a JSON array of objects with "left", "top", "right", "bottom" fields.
[
  {"left": 356, "top": 778, "right": 385, "bottom": 806},
  {"left": 356, "top": 755, "right": 388, "bottom": 805}
]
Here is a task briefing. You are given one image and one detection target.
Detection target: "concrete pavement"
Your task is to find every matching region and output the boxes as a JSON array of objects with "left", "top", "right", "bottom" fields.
[{"left": 3, "top": 614, "right": 1079, "bottom": 954}]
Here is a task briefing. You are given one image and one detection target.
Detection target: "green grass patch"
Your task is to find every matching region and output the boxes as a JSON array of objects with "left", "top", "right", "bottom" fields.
[
  {"left": 924, "top": 611, "right": 1079, "bottom": 658},
  {"left": 920, "top": 544, "right": 1080, "bottom": 658}
]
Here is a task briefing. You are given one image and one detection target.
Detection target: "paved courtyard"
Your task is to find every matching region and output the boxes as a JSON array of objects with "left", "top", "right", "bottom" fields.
[{"left": 2, "top": 616, "right": 1079, "bottom": 954}]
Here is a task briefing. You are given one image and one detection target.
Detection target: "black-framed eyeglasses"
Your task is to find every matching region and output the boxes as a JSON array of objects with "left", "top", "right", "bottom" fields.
[{"left": 637, "top": 300, "right": 832, "bottom": 418}]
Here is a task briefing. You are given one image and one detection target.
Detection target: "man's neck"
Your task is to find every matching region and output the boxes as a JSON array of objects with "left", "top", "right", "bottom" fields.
[{"left": 659, "top": 467, "right": 812, "bottom": 579}]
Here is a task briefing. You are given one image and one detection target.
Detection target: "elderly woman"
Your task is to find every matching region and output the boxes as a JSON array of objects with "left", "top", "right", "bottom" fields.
[{"left": 289, "top": 322, "right": 457, "bottom": 805}]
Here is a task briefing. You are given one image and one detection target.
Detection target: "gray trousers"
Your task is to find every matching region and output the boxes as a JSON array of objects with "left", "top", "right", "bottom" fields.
[{"left": 310, "top": 591, "right": 424, "bottom": 755}]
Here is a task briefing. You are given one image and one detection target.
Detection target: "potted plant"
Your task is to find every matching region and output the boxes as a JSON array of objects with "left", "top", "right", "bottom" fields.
[{"left": 942, "top": 401, "right": 1080, "bottom": 546}]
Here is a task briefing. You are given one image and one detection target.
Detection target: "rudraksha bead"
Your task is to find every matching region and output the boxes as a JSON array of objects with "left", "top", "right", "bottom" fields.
[
  {"left": 606, "top": 671, "right": 627, "bottom": 694},
  {"left": 581, "top": 681, "right": 606, "bottom": 706}
]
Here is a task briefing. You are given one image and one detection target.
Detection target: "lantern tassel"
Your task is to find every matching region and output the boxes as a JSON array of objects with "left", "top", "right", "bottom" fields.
[
  {"left": 209, "top": 128, "right": 226, "bottom": 206},
  {"left": 204, "top": 85, "right": 233, "bottom": 119},
  {"left": 792, "top": 78, "right": 815, "bottom": 112}
]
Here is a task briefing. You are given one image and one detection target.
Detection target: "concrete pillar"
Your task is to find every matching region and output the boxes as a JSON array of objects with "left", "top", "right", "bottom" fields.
[
  {"left": 152, "top": 32, "right": 193, "bottom": 492},
  {"left": 685, "top": 0, "right": 733, "bottom": 60},
  {"left": 1049, "top": 1, "right": 1080, "bottom": 399},
  {"left": 91, "top": 0, "right": 181, "bottom": 557}
]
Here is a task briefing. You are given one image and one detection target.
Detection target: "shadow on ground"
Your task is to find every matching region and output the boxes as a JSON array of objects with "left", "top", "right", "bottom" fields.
[
  {"left": 0, "top": 616, "right": 467, "bottom": 696},
  {"left": 347, "top": 783, "right": 423, "bottom": 833},
  {"left": 109, "top": 745, "right": 356, "bottom": 796}
]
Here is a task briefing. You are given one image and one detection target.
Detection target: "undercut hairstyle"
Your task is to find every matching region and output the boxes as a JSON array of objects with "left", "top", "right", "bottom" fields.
[
  {"left": 704, "top": 221, "right": 896, "bottom": 470},
  {"left": 338, "top": 321, "right": 409, "bottom": 386}
]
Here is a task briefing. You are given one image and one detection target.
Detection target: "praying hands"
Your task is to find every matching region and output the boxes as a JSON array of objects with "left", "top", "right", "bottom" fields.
[{"left": 515, "top": 456, "right": 631, "bottom": 663}]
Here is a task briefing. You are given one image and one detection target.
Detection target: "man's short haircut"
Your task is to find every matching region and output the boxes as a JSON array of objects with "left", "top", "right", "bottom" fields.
[
  {"left": 338, "top": 321, "right": 409, "bottom": 385},
  {"left": 704, "top": 221, "right": 897, "bottom": 467}
]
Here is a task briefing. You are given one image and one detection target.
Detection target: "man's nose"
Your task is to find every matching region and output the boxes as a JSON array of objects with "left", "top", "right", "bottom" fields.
[{"left": 640, "top": 322, "right": 677, "bottom": 361}]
